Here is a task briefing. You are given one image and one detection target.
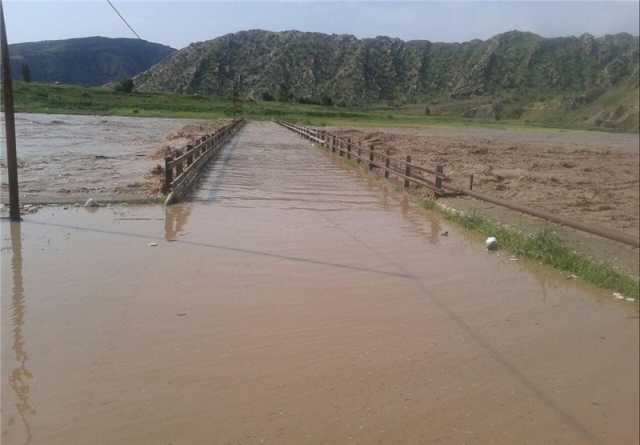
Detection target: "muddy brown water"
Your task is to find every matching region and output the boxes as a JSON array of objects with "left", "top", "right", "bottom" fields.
[
  {"left": 0, "top": 113, "right": 211, "bottom": 204},
  {"left": 2, "top": 121, "right": 638, "bottom": 444}
]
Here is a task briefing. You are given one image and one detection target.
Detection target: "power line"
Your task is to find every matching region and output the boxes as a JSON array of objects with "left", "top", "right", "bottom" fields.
[{"left": 105, "top": 0, "right": 142, "bottom": 40}]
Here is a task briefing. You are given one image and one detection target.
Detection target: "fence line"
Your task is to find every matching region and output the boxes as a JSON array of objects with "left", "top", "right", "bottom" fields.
[
  {"left": 277, "top": 120, "right": 640, "bottom": 248},
  {"left": 277, "top": 120, "right": 452, "bottom": 196},
  {"left": 164, "top": 118, "right": 245, "bottom": 205}
]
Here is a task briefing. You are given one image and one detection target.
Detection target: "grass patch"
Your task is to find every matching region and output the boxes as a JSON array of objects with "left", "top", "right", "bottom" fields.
[
  {"left": 10, "top": 81, "right": 636, "bottom": 133},
  {"left": 420, "top": 199, "right": 640, "bottom": 299}
]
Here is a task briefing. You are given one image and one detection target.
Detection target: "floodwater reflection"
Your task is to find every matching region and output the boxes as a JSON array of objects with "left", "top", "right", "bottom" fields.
[
  {"left": 164, "top": 203, "right": 192, "bottom": 241},
  {"left": 6, "top": 222, "right": 34, "bottom": 444}
]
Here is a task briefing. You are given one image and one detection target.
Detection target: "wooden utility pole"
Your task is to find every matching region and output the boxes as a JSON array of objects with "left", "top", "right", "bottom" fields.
[{"left": 1, "top": 0, "right": 20, "bottom": 220}]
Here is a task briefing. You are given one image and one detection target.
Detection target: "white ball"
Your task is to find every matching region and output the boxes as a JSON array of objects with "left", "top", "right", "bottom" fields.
[{"left": 485, "top": 236, "right": 498, "bottom": 250}]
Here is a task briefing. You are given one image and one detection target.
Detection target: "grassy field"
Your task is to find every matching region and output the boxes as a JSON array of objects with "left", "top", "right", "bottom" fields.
[
  {"left": 418, "top": 199, "right": 639, "bottom": 300},
  {"left": 9, "top": 81, "right": 637, "bottom": 132}
]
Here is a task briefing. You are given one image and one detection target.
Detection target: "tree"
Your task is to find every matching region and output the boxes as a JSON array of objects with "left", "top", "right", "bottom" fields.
[
  {"left": 278, "top": 82, "right": 291, "bottom": 103},
  {"left": 115, "top": 78, "right": 134, "bottom": 93},
  {"left": 261, "top": 91, "right": 275, "bottom": 102},
  {"left": 21, "top": 64, "right": 32, "bottom": 83},
  {"left": 321, "top": 95, "right": 333, "bottom": 107},
  {"left": 231, "top": 73, "right": 243, "bottom": 115}
]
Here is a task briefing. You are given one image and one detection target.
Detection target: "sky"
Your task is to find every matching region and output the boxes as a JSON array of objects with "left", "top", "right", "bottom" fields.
[{"left": 5, "top": 1, "right": 640, "bottom": 49}]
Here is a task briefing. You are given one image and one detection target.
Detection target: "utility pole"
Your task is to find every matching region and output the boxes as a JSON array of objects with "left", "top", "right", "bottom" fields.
[{"left": 0, "top": 0, "right": 20, "bottom": 220}]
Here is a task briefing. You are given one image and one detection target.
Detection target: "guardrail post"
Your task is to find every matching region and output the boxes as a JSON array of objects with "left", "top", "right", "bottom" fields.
[
  {"left": 384, "top": 149, "right": 390, "bottom": 178},
  {"left": 347, "top": 139, "right": 352, "bottom": 160},
  {"left": 186, "top": 144, "right": 193, "bottom": 167},
  {"left": 404, "top": 155, "right": 411, "bottom": 189},
  {"left": 436, "top": 165, "right": 444, "bottom": 191},
  {"left": 331, "top": 135, "right": 336, "bottom": 153},
  {"left": 357, "top": 145, "right": 362, "bottom": 164},
  {"left": 469, "top": 174, "right": 474, "bottom": 190},
  {"left": 163, "top": 154, "right": 173, "bottom": 193}
]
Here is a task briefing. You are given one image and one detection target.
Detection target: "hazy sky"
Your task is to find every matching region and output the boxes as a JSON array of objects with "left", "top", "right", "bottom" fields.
[{"left": 5, "top": 1, "right": 640, "bottom": 49}]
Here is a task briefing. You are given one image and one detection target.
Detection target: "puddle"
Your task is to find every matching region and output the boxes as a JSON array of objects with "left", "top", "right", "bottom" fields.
[{"left": 2, "top": 122, "right": 638, "bottom": 444}]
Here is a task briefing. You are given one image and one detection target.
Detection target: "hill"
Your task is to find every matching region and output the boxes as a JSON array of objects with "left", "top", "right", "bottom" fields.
[
  {"left": 10, "top": 36, "right": 175, "bottom": 85},
  {"left": 134, "top": 30, "right": 639, "bottom": 130}
]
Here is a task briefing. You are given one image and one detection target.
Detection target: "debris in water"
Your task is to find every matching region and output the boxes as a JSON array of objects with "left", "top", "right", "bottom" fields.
[
  {"left": 509, "top": 257, "right": 519, "bottom": 261},
  {"left": 148, "top": 242, "right": 158, "bottom": 247},
  {"left": 625, "top": 298, "right": 636, "bottom": 303},
  {"left": 485, "top": 236, "right": 498, "bottom": 251},
  {"left": 613, "top": 292, "right": 625, "bottom": 300},
  {"left": 441, "top": 231, "right": 448, "bottom": 237},
  {"left": 177, "top": 312, "right": 187, "bottom": 317},
  {"left": 84, "top": 198, "right": 98, "bottom": 207}
]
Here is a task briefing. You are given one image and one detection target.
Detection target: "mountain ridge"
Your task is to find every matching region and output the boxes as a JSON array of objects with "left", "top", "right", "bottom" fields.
[
  {"left": 135, "top": 29, "right": 638, "bottom": 102},
  {"left": 133, "top": 29, "right": 638, "bottom": 130},
  {"left": 9, "top": 36, "right": 176, "bottom": 85}
]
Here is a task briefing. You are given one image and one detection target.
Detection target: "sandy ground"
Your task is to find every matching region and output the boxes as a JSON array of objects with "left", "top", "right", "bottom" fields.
[
  {"left": 2, "top": 122, "right": 638, "bottom": 445},
  {"left": 0, "top": 113, "right": 227, "bottom": 205},
  {"left": 328, "top": 125, "right": 640, "bottom": 276}
]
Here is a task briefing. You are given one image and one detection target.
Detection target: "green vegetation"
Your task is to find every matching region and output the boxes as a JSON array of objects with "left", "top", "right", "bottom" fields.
[
  {"left": 132, "top": 29, "right": 639, "bottom": 131},
  {"left": 419, "top": 199, "right": 640, "bottom": 299},
  {"left": 114, "top": 78, "right": 135, "bottom": 94},
  {"left": 21, "top": 63, "right": 32, "bottom": 83},
  {"left": 11, "top": 81, "right": 638, "bottom": 133}
]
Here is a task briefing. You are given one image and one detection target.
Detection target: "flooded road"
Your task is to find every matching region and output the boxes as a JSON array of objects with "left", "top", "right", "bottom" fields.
[{"left": 2, "top": 121, "right": 638, "bottom": 444}]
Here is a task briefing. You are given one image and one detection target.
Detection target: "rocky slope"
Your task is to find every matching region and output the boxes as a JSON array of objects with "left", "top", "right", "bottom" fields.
[
  {"left": 10, "top": 37, "right": 175, "bottom": 85},
  {"left": 135, "top": 30, "right": 638, "bottom": 106}
]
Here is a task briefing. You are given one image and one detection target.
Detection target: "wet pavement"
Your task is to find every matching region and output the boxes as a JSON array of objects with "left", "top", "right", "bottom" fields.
[{"left": 2, "top": 121, "right": 638, "bottom": 444}]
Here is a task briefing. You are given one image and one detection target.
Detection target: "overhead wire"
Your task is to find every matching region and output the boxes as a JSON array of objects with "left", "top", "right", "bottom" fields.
[{"left": 105, "top": 0, "right": 142, "bottom": 39}]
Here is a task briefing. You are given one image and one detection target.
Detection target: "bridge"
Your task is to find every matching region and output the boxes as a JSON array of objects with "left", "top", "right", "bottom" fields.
[{"left": 2, "top": 120, "right": 638, "bottom": 444}]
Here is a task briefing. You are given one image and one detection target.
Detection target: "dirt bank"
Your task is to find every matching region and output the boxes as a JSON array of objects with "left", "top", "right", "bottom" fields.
[
  {"left": 0, "top": 114, "right": 228, "bottom": 205},
  {"left": 327, "top": 125, "right": 640, "bottom": 276}
]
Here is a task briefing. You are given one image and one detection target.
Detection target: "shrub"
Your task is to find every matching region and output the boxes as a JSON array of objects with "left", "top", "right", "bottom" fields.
[
  {"left": 321, "top": 95, "right": 334, "bottom": 106},
  {"left": 21, "top": 64, "right": 32, "bottom": 83},
  {"left": 115, "top": 78, "right": 135, "bottom": 94}
]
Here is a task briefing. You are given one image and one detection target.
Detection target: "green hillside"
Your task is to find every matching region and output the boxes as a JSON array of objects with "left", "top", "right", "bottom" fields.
[
  {"left": 132, "top": 30, "right": 639, "bottom": 131},
  {"left": 9, "top": 36, "right": 175, "bottom": 85}
]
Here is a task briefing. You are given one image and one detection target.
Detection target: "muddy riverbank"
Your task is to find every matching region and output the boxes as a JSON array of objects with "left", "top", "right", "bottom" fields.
[
  {"left": 2, "top": 122, "right": 637, "bottom": 444},
  {"left": 0, "top": 113, "right": 226, "bottom": 205},
  {"left": 326, "top": 125, "right": 640, "bottom": 277}
]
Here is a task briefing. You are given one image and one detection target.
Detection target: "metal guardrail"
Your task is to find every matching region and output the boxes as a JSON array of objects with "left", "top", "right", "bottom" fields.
[
  {"left": 278, "top": 120, "right": 640, "bottom": 249},
  {"left": 164, "top": 118, "right": 245, "bottom": 205}
]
